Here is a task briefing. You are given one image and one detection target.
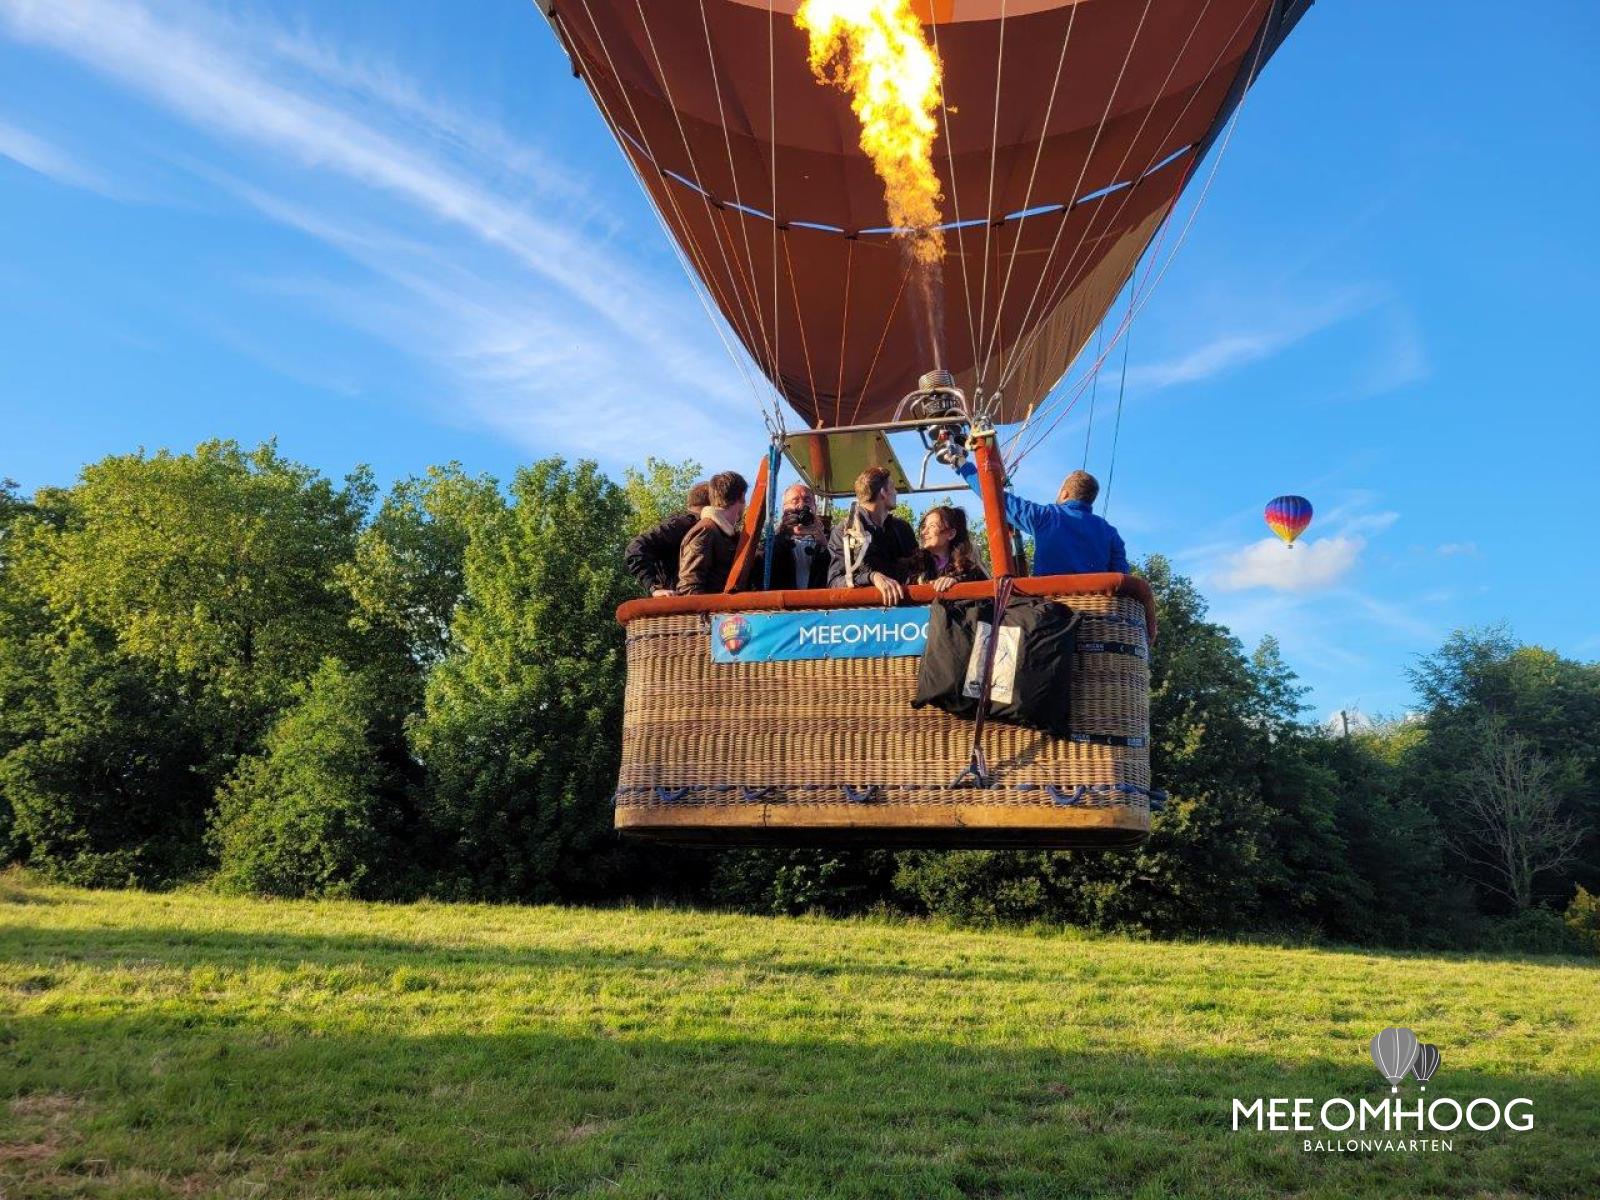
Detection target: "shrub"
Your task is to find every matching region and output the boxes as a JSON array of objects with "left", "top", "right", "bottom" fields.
[
  {"left": 1479, "top": 906, "right": 1587, "bottom": 957},
  {"left": 711, "top": 849, "right": 897, "bottom": 917},
  {"left": 1563, "top": 886, "right": 1600, "bottom": 955},
  {"left": 209, "top": 659, "right": 403, "bottom": 899},
  {"left": 1, "top": 634, "right": 209, "bottom": 888}
]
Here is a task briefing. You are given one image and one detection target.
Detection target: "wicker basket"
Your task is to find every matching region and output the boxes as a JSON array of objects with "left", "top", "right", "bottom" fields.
[{"left": 613, "top": 575, "right": 1155, "bottom": 848}]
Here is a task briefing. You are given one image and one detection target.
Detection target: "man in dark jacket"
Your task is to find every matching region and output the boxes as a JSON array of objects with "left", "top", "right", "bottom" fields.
[
  {"left": 676, "top": 471, "right": 749, "bottom": 595},
  {"left": 828, "top": 466, "right": 917, "bottom": 604},
  {"left": 625, "top": 481, "right": 710, "bottom": 596},
  {"left": 766, "top": 482, "right": 831, "bottom": 590}
]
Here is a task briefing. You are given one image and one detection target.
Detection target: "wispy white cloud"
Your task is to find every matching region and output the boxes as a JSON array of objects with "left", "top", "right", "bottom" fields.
[
  {"left": 0, "top": 116, "right": 109, "bottom": 192},
  {"left": 1208, "top": 580, "right": 1445, "bottom": 683},
  {"left": 255, "top": 22, "right": 606, "bottom": 221},
  {"left": 1328, "top": 304, "right": 1429, "bottom": 402},
  {"left": 1343, "top": 590, "right": 1441, "bottom": 642},
  {"left": 222, "top": 183, "right": 749, "bottom": 461},
  {"left": 1124, "top": 287, "right": 1376, "bottom": 392},
  {"left": 0, "top": 0, "right": 758, "bottom": 461},
  {"left": 1436, "top": 541, "right": 1479, "bottom": 557},
  {"left": 1125, "top": 331, "right": 1284, "bottom": 390},
  {"left": 1215, "top": 534, "right": 1365, "bottom": 593},
  {"left": 1332, "top": 508, "right": 1399, "bottom": 539}
]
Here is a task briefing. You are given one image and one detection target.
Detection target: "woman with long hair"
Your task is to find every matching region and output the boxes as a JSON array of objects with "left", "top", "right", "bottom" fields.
[{"left": 910, "top": 505, "right": 988, "bottom": 594}]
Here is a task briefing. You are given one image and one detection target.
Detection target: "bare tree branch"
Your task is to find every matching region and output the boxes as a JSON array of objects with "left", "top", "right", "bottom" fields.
[{"left": 1447, "top": 720, "right": 1586, "bottom": 910}]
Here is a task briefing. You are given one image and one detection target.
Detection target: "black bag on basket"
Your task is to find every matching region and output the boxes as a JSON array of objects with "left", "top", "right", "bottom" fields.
[{"left": 912, "top": 594, "right": 1079, "bottom": 736}]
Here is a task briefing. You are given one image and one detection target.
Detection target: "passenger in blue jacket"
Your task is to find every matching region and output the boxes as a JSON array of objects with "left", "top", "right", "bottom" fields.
[{"left": 956, "top": 462, "right": 1128, "bottom": 576}]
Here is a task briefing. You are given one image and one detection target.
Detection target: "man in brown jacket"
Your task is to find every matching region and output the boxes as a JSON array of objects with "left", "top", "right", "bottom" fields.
[
  {"left": 625, "top": 481, "right": 711, "bottom": 597},
  {"left": 676, "top": 470, "right": 749, "bottom": 595}
]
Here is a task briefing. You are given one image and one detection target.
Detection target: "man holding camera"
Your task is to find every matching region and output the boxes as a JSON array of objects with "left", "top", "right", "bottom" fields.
[{"left": 765, "top": 482, "right": 832, "bottom": 590}]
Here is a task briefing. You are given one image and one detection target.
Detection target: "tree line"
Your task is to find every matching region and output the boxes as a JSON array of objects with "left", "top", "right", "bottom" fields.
[{"left": 1, "top": 442, "right": 1595, "bottom": 954}]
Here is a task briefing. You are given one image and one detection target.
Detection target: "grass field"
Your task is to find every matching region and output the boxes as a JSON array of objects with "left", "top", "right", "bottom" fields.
[{"left": 1, "top": 872, "right": 1596, "bottom": 1199}]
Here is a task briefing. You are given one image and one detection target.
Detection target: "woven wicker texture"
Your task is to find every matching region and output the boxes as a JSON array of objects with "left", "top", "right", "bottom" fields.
[{"left": 616, "top": 591, "right": 1151, "bottom": 843}]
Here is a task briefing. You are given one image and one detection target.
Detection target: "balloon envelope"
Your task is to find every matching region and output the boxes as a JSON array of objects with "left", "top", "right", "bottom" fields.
[
  {"left": 1264, "top": 494, "right": 1313, "bottom": 545},
  {"left": 1370, "top": 1027, "right": 1420, "bottom": 1086},
  {"left": 546, "top": 0, "right": 1308, "bottom": 429}
]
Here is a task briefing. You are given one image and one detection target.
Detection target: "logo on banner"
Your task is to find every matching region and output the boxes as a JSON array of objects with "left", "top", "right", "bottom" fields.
[{"left": 717, "top": 615, "right": 752, "bottom": 657}]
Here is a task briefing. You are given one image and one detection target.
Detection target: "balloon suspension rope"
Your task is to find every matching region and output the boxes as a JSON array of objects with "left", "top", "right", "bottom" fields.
[
  {"left": 1003, "top": 1, "right": 1273, "bottom": 474},
  {"left": 1102, "top": 295, "right": 1134, "bottom": 519},
  {"left": 1082, "top": 321, "right": 1103, "bottom": 470},
  {"left": 953, "top": 574, "right": 1017, "bottom": 789}
]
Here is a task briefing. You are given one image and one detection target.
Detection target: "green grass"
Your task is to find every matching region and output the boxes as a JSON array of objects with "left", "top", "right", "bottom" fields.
[{"left": 1, "top": 872, "right": 1596, "bottom": 1199}]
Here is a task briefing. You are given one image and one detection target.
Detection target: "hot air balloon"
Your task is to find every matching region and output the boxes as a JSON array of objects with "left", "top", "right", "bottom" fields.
[
  {"left": 1370, "top": 1027, "right": 1420, "bottom": 1092},
  {"left": 539, "top": 0, "right": 1311, "bottom": 428},
  {"left": 1411, "top": 1043, "right": 1441, "bottom": 1089},
  {"left": 534, "top": 0, "right": 1314, "bottom": 848},
  {"left": 1265, "top": 494, "right": 1313, "bottom": 548}
]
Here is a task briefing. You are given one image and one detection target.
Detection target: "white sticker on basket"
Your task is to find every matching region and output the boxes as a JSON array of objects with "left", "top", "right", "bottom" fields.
[{"left": 963, "top": 621, "right": 1021, "bottom": 704}]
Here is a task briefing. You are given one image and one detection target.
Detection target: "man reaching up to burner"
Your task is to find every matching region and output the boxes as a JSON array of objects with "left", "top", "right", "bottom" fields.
[{"left": 955, "top": 461, "right": 1128, "bottom": 576}]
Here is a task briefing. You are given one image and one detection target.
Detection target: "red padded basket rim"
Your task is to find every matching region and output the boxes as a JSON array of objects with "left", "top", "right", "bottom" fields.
[{"left": 616, "top": 573, "right": 1157, "bottom": 639}]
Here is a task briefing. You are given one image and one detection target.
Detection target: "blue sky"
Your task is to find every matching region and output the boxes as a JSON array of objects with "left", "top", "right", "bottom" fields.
[{"left": 2, "top": 0, "right": 1596, "bottom": 719}]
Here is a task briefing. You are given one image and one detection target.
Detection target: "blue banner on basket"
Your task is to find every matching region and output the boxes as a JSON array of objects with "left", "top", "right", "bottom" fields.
[{"left": 710, "top": 607, "right": 931, "bottom": 663}]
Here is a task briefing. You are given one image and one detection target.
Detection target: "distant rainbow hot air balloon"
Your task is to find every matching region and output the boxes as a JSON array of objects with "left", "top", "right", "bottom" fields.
[{"left": 1265, "top": 495, "right": 1313, "bottom": 548}]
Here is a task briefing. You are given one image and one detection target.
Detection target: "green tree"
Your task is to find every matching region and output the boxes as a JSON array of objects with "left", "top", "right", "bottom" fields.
[
  {"left": 210, "top": 658, "right": 405, "bottom": 899},
  {"left": 413, "top": 458, "right": 635, "bottom": 901},
  {"left": 0, "top": 477, "right": 25, "bottom": 546},
  {"left": 1405, "top": 628, "right": 1599, "bottom": 908},
  {"left": 340, "top": 464, "right": 499, "bottom": 669},
  {"left": 3, "top": 484, "right": 209, "bottom": 883},
  {"left": 894, "top": 556, "right": 1275, "bottom": 934},
  {"left": 1068, "top": 555, "right": 1273, "bottom": 932},
  {"left": 1302, "top": 725, "right": 1456, "bottom": 946},
  {"left": 622, "top": 457, "right": 702, "bottom": 536},
  {"left": 1239, "top": 637, "right": 1379, "bottom": 937},
  {"left": 37, "top": 440, "right": 373, "bottom": 779},
  {"left": 0, "top": 443, "right": 377, "bottom": 883},
  {"left": 0, "top": 477, "right": 35, "bottom": 859},
  {"left": 1450, "top": 719, "right": 1584, "bottom": 911},
  {"left": 0, "top": 627, "right": 208, "bottom": 886}
]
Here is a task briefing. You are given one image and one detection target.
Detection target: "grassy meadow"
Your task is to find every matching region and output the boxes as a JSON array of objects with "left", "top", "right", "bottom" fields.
[{"left": 1, "top": 872, "right": 1596, "bottom": 1199}]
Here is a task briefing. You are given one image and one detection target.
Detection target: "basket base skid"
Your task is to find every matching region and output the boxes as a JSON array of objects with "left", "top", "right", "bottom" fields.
[{"left": 616, "top": 801, "right": 1148, "bottom": 850}]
